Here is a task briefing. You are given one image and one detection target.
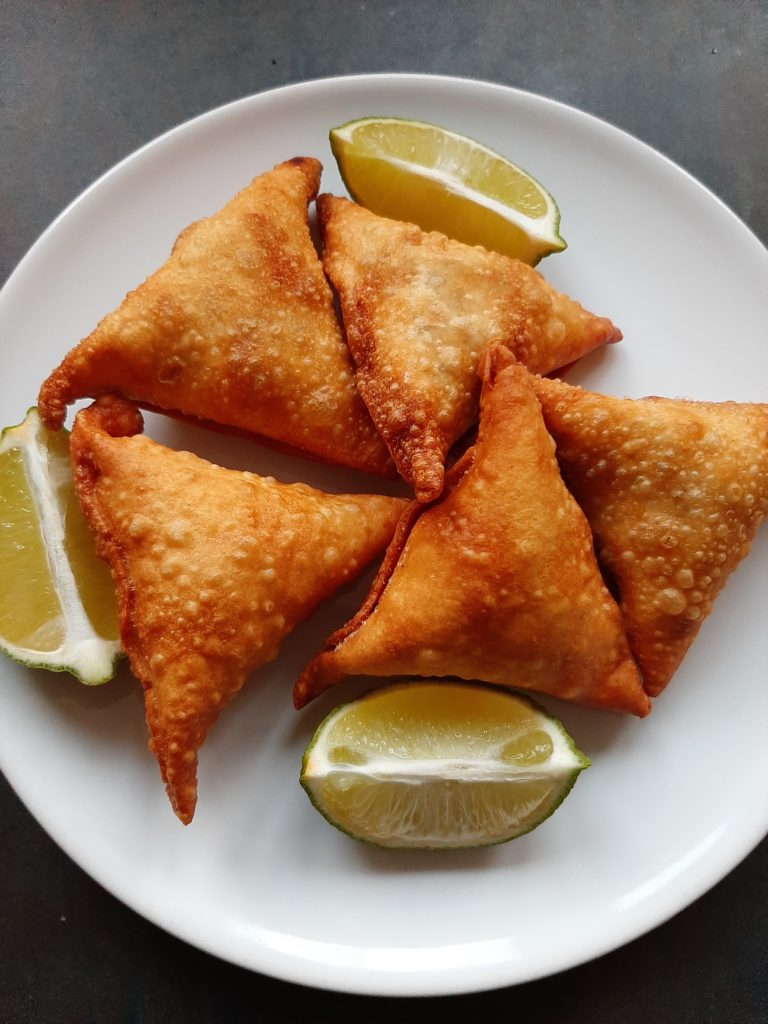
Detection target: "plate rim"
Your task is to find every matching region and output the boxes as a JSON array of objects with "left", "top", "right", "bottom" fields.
[
  {"left": 4, "top": 71, "right": 767, "bottom": 301},
  {"left": 1, "top": 72, "right": 767, "bottom": 997}
]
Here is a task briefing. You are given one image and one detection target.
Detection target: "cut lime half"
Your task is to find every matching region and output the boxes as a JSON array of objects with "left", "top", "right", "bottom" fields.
[
  {"left": 0, "top": 408, "right": 121, "bottom": 683},
  {"left": 301, "top": 682, "right": 589, "bottom": 850},
  {"left": 330, "top": 117, "right": 566, "bottom": 265}
]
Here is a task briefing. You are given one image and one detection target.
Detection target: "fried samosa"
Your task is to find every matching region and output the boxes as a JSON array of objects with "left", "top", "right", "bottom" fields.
[
  {"left": 40, "top": 159, "right": 391, "bottom": 475},
  {"left": 533, "top": 376, "right": 768, "bottom": 696},
  {"left": 318, "top": 194, "right": 622, "bottom": 501},
  {"left": 70, "top": 396, "right": 405, "bottom": 823},
  {"left": 294, "top": 348, "right": 649, "bottom": 717}
]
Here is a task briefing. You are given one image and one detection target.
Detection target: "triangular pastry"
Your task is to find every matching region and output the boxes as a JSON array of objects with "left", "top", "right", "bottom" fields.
[
  {"left": 294, "top": 348, "right": 648, "bottom": 717},
  {"left": 40, "top": 159, "right": 391, "bottom": 475},
  {"left": 533, "top": 376, "right": 768, "bottom": 696},
  {"left": 70, "top": 396, "right": 405, "bottom": 823},
  {"left": 318, "top": 194, "right": 622, "bottom": 500}
]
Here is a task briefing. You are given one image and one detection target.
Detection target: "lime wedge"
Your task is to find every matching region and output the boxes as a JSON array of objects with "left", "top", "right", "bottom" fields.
[
  {"left": 330, "top": 117, "right": 566, "bottom": 265},
  {"left": 0, "top": 408, "right": 121, "bottom": 683},
  {"left": 301, "top": 682, "right": 589, "bottom": 849}
]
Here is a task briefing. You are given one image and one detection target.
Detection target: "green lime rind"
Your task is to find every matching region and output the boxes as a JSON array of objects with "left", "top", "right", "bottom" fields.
[
  {"left": 0, "top": 636, "right": 124, "bottom": 685},
  {"left": 300, "top": 680, "right": 589, "bottom": 851}
]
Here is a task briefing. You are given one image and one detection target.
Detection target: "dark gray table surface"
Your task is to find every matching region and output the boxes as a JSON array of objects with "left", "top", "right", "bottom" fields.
[{"left": 2, "top": 2, "right": 767, "bottom": 1021}]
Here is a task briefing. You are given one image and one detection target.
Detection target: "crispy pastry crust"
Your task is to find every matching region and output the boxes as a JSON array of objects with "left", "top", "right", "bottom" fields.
[
  {"left": 318, "top": 195, "right": 621, "bottom": 500},
  {"left": 40, "top": 160, "right": 391, "bottom": 475},
  {"left": 70, "top": 396, "right": 405, "bottom": 823},
  {"left": 294, "top": 347, "right": 648, "bottom": 718},
  {"left": 533, "top": 376, "right": 768, "bottom": 696}
]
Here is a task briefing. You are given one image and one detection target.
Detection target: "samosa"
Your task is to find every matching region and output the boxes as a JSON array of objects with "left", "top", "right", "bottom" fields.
[
  {"left": 533, "top": 376, "right": 768, "bottom": 696},
  {"left": 40, "top": 159, "right": 391, "bottom": 475},
  {"left": 294, "top": 348, "right": 648, "bottom": 717},
  {"left": 318, "top": 194, "right": 621, "bottom": 500},
  {"left": 70, "top": 396, "right": 405, "bottom": 823}
]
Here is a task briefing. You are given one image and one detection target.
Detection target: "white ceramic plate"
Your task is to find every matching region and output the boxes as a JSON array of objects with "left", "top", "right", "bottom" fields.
[{"left": 1, "top": 75, "right": 767, "bottom": 997}]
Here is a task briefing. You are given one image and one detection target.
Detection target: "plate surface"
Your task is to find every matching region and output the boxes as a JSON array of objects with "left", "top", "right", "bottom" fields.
[{"left": 1, "top": 74, "right": 767, "bottom": 997}]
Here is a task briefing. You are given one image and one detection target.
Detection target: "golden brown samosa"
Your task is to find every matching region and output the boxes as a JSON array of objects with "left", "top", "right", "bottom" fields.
[
  {"left": 318, "top": 194, "right": 621, "bottom": 500},
  {"left": 40, "top": 159, "right": 391, "bottom": 475},
  {"left": 70, "top": 396, "right": 405, "bottom": 823},
  {"left": 532, "top": 376, "right": 768, "bottom": 697},
  {"left": 294, "top": 348, "right": 648, "bottom": 717}
]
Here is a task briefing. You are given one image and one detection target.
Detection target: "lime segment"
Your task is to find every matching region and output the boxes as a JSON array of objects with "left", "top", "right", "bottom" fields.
[
  {"left": 301, "top": 682, "right": 589, "bottom": 849},
  {"left": 0, "top": 409, "right": 121, "bottom": 683},
  {"left": 330, "top": 117, "right": 566, "bottom": 265}
]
